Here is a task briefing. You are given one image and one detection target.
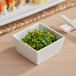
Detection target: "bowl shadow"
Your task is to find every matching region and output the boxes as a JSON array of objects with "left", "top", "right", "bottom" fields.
[{"left": 0, "top": 47, "right": 36, "bottom": 76}]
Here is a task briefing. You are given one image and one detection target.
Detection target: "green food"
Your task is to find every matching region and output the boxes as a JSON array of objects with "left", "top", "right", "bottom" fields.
[{"left": 21, "top": 29, "right": 57, "bottom": 51}]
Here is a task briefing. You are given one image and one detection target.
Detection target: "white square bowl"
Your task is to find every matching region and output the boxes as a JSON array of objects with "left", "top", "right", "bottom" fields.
[{"left": 12, "top": 22, "right": 65, "bottom": 65}]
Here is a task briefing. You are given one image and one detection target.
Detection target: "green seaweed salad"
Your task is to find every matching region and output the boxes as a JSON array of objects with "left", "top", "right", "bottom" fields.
[{"left": 21, "top": 29, "right": 57, "bottom": 51}]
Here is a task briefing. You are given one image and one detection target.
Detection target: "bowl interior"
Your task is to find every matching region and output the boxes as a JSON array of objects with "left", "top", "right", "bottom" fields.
[
  {"left": 39, "top": 23, "right": 63, "bottom": 40},
  {"left": 13, "top": 23, "right": 63, "bottom": 41}
]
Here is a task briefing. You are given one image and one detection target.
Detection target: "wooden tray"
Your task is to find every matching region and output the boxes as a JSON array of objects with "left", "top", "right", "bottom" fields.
[{"left": 0, "top": 0, "right": 76, "bottom": 35}]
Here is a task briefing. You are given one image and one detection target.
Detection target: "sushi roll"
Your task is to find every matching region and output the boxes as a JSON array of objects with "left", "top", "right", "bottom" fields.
[
  {"left": 0, "top": 0, "right": 7, "bottom": 15},
  {"left": 15, "top": 0, "right": 26, "bottom": 8},
  {"left": 26, "top": 0, "right": 34, "bottom": 3},
  {"left": 26, "top": 0, "right": 48, "bottom": 4},
  {"left": 33, "top": 0, "right": 48, "bottom": 4},
  {"left": 7, "top": 0, "right": 16, "bottom": 11}
]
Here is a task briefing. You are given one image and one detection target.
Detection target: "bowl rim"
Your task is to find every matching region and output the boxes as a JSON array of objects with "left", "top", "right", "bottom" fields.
[{"left": 12, "top": 22, "right": 65, "bottom": 52}]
